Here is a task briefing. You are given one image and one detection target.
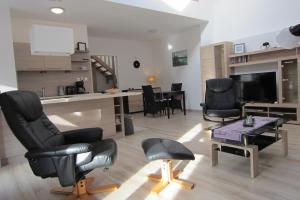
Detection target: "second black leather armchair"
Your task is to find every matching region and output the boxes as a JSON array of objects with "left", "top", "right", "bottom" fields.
[{"left": 201, "top": 78, "right": 244, "bottom": 124}]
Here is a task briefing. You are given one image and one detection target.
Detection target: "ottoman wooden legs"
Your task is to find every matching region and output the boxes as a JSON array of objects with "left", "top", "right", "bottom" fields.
[{"left": 147, "top": 160, "right": 194, "bottom": 195}]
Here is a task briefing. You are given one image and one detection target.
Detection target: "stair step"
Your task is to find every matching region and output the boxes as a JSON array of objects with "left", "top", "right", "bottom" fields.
[{"left": 99, "top": 67, "right": 107, "bottom": 72}]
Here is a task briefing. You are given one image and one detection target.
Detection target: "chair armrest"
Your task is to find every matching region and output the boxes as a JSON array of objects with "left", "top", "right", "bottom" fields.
[
  {"left": 235, "top": 101, "right": 246, "bottom": 108},
  {"left": 200, "top": 103, "right": 207, "bottom": 108},
  {"left": 62, "top": 128, "right": 103, "bottom": 144},
  {"left": 25, "top": 143, "right": 92, "bottom": 159}
]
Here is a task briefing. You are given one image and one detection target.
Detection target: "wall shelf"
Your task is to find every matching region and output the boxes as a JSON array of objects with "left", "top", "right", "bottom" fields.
[
  {"left": 75, "top": 49, "right": 89, "bottom": 53},
  {"left": 71, "top": 60, "right": 90, "bottom": 63},
  {"left": 113, "top": 97, "right": 125, "bottom": 136},
  {"left": 229, "top": 47, "right": 285, "bottom": 58},
  {"left": 229, "top": 59, "right": 278, "bottom": 68}
]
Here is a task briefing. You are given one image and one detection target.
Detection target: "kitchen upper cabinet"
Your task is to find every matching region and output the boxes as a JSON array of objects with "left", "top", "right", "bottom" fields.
[
  {"left": 14, "top": 43, "right": 72, "bottom": 71},
  {"left": 14, "top": 43, "right": 44, "bottom": 71},
  {"left": 44, "top": 56, "right": 71, "bottom": 71}
]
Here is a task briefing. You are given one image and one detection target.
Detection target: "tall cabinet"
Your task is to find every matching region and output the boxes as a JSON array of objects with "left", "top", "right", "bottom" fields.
[
  {"left": 280, "top": 59, "right": 299, "bottom": 104},
  {"left": 200, "top": 42, "right": 233, "bottom": 98}
]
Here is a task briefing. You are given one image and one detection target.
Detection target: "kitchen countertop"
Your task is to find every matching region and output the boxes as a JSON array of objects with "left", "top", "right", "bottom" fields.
[{"left": 41, "top": 92, "right": 142, "bottom": 105}]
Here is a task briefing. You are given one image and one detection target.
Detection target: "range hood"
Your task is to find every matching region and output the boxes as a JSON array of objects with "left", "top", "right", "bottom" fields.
[{"left": 30, "top": 25, "right": 75, "bottom": 56}]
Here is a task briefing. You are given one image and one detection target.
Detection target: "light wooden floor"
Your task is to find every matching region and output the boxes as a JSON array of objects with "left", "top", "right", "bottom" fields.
[{"left": 1, "top": 111, "right": 300, "bottom": 200}]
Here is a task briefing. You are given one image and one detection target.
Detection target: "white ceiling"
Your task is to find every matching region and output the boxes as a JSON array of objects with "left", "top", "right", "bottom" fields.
[{"left": 10, "top": 0, "right": 205, "bottom": 40}]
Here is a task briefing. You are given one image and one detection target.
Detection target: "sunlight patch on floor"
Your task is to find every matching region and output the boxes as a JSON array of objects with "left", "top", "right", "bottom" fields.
[
  {"left": 103, "top": 161, "right": 161, "bottom": 200},
  {"left": 144, "top": 154, "right": 204, "bottom": 200},
  {"left": 177, "top": 123, "right": 203, "bottom": 143},
  {"left": 73, "top": 112, "right": 82, "bottom": 117},
  {"left": 199, "top": 138, "right": 205, "bottom": 143}
]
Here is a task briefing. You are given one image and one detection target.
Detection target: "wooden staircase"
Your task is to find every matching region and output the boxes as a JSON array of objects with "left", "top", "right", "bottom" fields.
[{"left": 91, "top": 55, "right": 117, "bottom": 87}]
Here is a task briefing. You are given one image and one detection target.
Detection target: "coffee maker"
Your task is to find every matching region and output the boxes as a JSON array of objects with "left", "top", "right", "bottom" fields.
[{"left": 75, "top": 80, "right": 86, "bottom": 94}]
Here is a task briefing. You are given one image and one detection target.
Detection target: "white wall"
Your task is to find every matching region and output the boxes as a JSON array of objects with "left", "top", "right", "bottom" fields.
[
  {"left": 88, "top": 36, "right": 157, "bottom": 90},
  {"left": 212, "top": 0, "right": 300, "bottom": 44},
  {"left": 89, "top": 28, "right": 202, "bottom": 110},
  {"left": 152, "top": 27, "right": 202, "bottom": 110},
  {"left": 11, "top": 18, "right": 88, "bottom": 47},
  {"left": 233, "top": 31, "right": 281, "bottom": 52},
  {"left": 0, "top": 0, "right": 17, "bottom": 92}
]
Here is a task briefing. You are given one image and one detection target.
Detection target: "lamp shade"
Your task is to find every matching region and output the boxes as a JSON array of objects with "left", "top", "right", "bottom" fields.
[
  {"left": 147, "top": 75, "right": 157, "bottom": 84},
  {"left": 276, "top": 27, "right": 300, "bottom": 49}
]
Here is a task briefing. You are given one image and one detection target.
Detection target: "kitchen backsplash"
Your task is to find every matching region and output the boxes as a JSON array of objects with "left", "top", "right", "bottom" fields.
[{"left": 17, "top": 71, "right": 93, "bottom": 97}]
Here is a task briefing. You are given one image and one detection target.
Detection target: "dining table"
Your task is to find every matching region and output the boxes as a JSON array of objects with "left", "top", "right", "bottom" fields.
[{"left": 154, "top": 90, "right": 186, "bottom": 119}]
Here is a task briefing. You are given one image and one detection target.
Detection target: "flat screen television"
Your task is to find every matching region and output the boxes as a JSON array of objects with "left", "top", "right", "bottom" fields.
[{"left": 230, "top": 72, "right": 277, "bottom": 103}]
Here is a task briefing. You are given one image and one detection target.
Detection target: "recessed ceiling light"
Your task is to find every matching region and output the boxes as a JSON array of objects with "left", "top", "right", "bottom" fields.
[
  {"left": 147, "top": 29, "right": 158, "bottom": 34},
  {"left": 50, "top": 7, "right": 64, "bottom": 15}
]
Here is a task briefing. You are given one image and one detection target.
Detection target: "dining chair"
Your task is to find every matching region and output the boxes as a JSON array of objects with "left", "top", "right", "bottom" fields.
[
  {"left": 171, "top": 83, "right": 183, "bottom": 113},
  {"left": 142, "top": 85, "right": 165, "bottom": 117}
]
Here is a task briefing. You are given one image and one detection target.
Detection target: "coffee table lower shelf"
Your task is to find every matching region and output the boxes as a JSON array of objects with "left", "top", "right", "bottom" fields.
[{"left": 210, "top": 129, "right": 288, "bottom": 178}]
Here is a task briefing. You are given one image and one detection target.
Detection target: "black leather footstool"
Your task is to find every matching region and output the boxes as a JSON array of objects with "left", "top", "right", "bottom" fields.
[{"left": 142, "top": 138, "right": 195, "bottom": 195}]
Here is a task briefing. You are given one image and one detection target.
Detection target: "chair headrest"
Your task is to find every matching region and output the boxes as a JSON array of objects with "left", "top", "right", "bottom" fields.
[
  {"left": 0, "top": 90, "right": 43, "bottom": 121},
  {"left": 206, "top": 78, "right": 233, "bottom": 93}
]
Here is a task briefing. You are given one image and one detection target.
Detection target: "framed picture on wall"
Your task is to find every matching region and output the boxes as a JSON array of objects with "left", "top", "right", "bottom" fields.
[
  {"left": 234, "top": 43, "right": 246, "bottom": 54},
  {"left": 172, "top": 49, "right": 188, "bottom": 67},
  {"left": 77, "top": 42, "right": 87, "bottom": 52}
]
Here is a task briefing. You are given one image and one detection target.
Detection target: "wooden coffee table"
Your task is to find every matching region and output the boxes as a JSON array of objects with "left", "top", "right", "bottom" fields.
[{"left": 210, "top": 117, "right": 288, "bottom": 178}]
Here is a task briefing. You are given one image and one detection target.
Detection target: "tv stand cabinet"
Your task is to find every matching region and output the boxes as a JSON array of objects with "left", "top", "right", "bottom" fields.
[
  {"left": 228, "top": 46, "right": 300, "bottom": 125},
  {"left": 244, "top": 103, "right": 300, "bottom": 124}
]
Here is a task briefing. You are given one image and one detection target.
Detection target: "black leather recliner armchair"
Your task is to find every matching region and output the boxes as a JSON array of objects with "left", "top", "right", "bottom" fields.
[
  {"left": 0, "top": 91, "right": 119, "bottom": 200},
  {"left": 200, "top": 78, "right": 244, "bottom": 124}
]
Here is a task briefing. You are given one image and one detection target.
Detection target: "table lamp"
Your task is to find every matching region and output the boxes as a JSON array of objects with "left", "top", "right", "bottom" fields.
[{"left": 147, "top": 75, "right": 156, "bottom": 84}]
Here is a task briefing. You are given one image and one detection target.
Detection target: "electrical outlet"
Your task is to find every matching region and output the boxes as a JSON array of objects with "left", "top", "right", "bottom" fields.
[{"left": 84, "top": 77, "right": 88, "bottom": 81}]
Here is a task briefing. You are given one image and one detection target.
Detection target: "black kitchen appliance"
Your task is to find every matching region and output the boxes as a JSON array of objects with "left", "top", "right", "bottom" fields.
[
  {"left": 65, "top": 86, "right": 76, "bottom": 95},
  {"left": 75, "top": 80, "right": 86, "bottom": 94}
]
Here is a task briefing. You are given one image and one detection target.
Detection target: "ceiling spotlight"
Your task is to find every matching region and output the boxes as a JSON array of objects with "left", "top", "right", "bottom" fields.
[
  {"left": 50, "top": 7, "right": 65, "bottom": 15},
  {"left": 147, "top": 29, "right": 158, "bottom": 34}
]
